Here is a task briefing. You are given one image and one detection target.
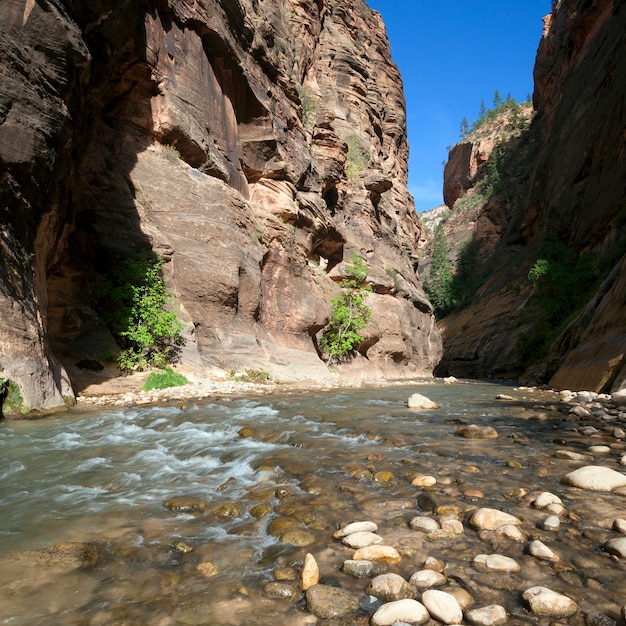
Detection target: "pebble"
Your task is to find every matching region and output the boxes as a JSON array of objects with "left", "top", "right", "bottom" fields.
[
  {"left": 407, "top": 393, "right": 440, "bottom": 409},
  {"left": 613, "top": 427, "right": 626, "bottom": 439},
  {"left": 563, "top": 465, "right": 626, "bottom": 491},
  {"left": 555, "top": 450, "right": 593, "bottom": 461},
  {"left": 499, "top": 524, "right": 525, "bottom": 541},
  {"left": 409, "top": 569, "right": 446, "bottom": 588},
  {"left": 456, "top": 424, "right": 499, "bottom": 439},
  {"left": 469, "top": 508, "right": 522, "bottom": 531},
  {"left": 410, "top": 516, "right": 440, "bottom": 533},
  {"left": 588, "top": 445, "right": 611, "bottom": 454},
  {"left": 368, "top": 573, "right": 414, "bottom": 602},
  {"left": 522, "top": 586, "right": 578, "bottom": 617},
  {"left": 474, "top": 553, "right": 521, "bottom": 573},
  {"left": 281, "top": 529, "right": 315, "bottom": 546},
  {"left": 465, "top": 604, "right": 508, "bottom": 626},
  {"left": 603, "top": 537, "right": 626, "bottom": 558},
  {"left": 300, "top": 553, "right": 319, "bottom": 590},
  {"left": 621, "top": 454, "right": 626, "bottom": 466},
  {"left": 421, "top": 589, "right": 463, "bottom": 625},
  {"left": 446, "top": 586, "right": 473, "bottom": 609},
  {"left": 441, "top": 519, "right": 464, "bottom": 534},
  {"left": 333, "top": 521, "right": 378, "bottom": 538},
  {"left": 533, "top": 491, "right": 562, "bottom": 509},
  {"left": 423, "top": 556, "right": 445, "bottom": 572},
  {"left": 613, "top": 518, "right": 626, "bottom": 534},
  {"left": 371, "top": 598, "right": 430, "bottom": 626},
  {"left": 353, "top": 544, "right": 401, "bottom": 564},
  {"left": 196, "top": 561, "right": 217, "bottom": 577},
  {"left": 341, "top": 531, "right": 384, "bottom": 548},
  {"left": 305, "top": 584, "right": 360, "bottom": 619},
  {"left": 264, "top": 581, "right": 298, "bottom": 599},
  {"left": 543, "top": 515, "right": 560, "bottom": 530},
  {"left": 529, "top": 539, "right": 560, "bottom": 562},
  {"left": 411, "top": 474, "right": 437, "bottom": 487},
  {"left": 342, "top": 559, "right": 386, "bottom": 578}
]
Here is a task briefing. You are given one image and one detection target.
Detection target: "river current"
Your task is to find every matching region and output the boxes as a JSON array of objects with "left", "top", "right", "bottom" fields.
[{"left": 0, "top": 382, "right": 624, "bottom": 625}]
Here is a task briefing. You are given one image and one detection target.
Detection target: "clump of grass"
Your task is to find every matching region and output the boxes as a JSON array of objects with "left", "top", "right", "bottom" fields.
[
  {"left": 229, "top": 369, "right": 271, "bottom": 383},
  {"left": 143, "top": 368, "right": 188, "bottom": 391},
  {"left": 0, "top": 379, "right": 29, "bottom": 416}
]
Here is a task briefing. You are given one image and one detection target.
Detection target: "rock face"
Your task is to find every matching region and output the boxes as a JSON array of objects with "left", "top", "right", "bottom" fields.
[
  {"left": 431, "top": 0, "right": 626, "bottom": 391},
  {"left": 0, "top": 0, "right": 441, "bottom": 411}
]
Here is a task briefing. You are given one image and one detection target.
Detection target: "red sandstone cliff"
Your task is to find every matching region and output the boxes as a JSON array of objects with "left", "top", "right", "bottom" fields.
[
  {"left": 434, "top": 0, "right": 626, "bottom": 392},
  {"left": 0, "top": 0, "right": 441, "bottom": 412}
]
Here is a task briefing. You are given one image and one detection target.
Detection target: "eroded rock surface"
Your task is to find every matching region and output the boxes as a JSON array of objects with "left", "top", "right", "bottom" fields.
[{"left": 0, "top": 0, "right": 441, "bottom": 412}]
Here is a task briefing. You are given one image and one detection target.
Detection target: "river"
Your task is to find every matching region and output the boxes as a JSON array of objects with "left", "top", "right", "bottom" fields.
[{"left": 0, "top": 381, "right": 625, "bottom": 624}]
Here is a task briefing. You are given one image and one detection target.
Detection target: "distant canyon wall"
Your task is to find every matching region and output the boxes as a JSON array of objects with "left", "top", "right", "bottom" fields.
[
  {"left": 0, "top": 0, "right": 441, "bottom": 412},
  {"left": 435, "top": 0, "right": 626, "bottom": 392}
]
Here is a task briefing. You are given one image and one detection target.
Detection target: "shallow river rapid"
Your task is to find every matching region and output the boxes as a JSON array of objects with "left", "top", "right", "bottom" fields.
[{"left": 0, "top": 382, "right": 625, "bottom": 625}]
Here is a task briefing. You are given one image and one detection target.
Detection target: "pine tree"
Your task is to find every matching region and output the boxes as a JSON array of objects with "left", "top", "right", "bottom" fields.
[
  {"left": 493, "top": 90, "right": 502, "bottom": 109},
  {"left": 425, "top": 223, "right": 454, "bottom": 318},
  {"left": 459, "top": 117, "right": 470, "bottom": 139}
]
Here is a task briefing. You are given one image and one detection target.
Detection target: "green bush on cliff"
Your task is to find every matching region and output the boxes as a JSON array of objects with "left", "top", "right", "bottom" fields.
[
  {"left": 96, "top": 254, "right": 184, "bottom": 372},
  {"left": 321, "top": 254, "right": 372, "bottom": 364}
]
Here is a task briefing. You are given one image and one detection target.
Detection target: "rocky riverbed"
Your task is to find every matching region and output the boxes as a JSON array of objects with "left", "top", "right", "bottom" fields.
[{"left": 1, "top": 382, "right": 625, "bottom": 625}]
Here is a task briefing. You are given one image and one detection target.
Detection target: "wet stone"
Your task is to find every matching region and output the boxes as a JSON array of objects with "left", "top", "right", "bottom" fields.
[
  {"left": 523, "top": 586, "right": 578, "bottom": 617},
  {"left": 268, "top": 516, "right": 300, "bottom": 537},
  {"left": 333, "top": 521, "right": 377, "bottom": 538},
  {"left": 474, "top": 553, "right": 521, "bottom": 573},
  {"left": 407, "top": 393, "right": 440, "bottom": 409},
  {"left": 533, "top": 491, "right": 562, "bottom": 509},
  {"left": 613, "top": 518, "right": 626, "bottom": 534},
  {"left": 163, "top": 496, "right": 206, "bottom": 514},
  {"left": 543, "top": 515, "right": 561, "bottom": 530},
  {"left": 264, "top": 581, "right": 298, "bottom": 599},
  {"left": 353, "top": 545, "right": 401, "bottom": 564},
  {"left": 456, "top": 424, "right": 499, "bottom": 439},
  {"left": 409, "top": 569, "right": 446, "bottom": 588},
  {"left": 529, "top": 539, "right": 560, "bottom": 562},
  {"left": 281, "top": 528, "right": 315, "bottom": 546},
  {"left": 249, "top": 503, "right": 272, "bottom": 519},
  {"left": 305, "top": 584, "right": 360, "bottom": 619},
  {"left": 586, "top": 611, "right": 617, "bottom": 626},
  {"left": 563, "top": 465, "right": 626, "bottom": 491},
  {"left": 367, "top": 573, "right": 415, "bottom": 602},
  {"left": 371, "top": 598, "right": 430, "bottom": 626},
  {"left": 466, "top": 604, "right": 508, "bottom": 626},
  {"left": 300, "top": 553, "right": 319, "bottom": 590},
  {"left": 469, "top": 508, "right": 522, "bottom": 531},
  {"left": 342, "top": 559, "right": 387, "bottom": 578},
  {"left": 409, "top": 516, "right": 440, "bottom": 533},
  {"left": 603, "top": 537, "right": 626, "bottom": 558},
  {"left": 341, "top": 531, "right": 384, "bottom": 548},
  {"left": 421, "top": 589, "right": 463, "bottom": 625}
]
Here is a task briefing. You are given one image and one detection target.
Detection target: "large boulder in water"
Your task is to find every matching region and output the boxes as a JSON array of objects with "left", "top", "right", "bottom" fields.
[{"left": 407, "top": 393, "right": 440, "bottom": 409}]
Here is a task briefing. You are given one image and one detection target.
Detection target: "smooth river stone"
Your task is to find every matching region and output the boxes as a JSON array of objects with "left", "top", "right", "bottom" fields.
[
  {"left": 409, "top": 569, "right": 446, "bottom": 588},
  {"left": 555, "top": 450, "right": 592, "bottom": 461},
  {"left": 533, "top": 491, "right": 562, "bottom": 509},
  {"left": 469, "top": 508, "right": 522, "bottom": 530},
  {"left": 300, "top": 553, "right": 319, "bottom": 590},
  {"left": 588, "top": 445, "right": 611, "bottom": 454},
  {"left": 281, "top": 529, "right": 315, "bottom": 546},
  {"left": 333, "top": 520, "right": 378, "bottom": 538},
  {"left": 603, "top": 537, "right": 626, "bottom": 558},
  {"left": 522, "top": 586, "right": 578, "bottom": 617},
  {"left": 474, "top": 553, "right": 521, "bottom": 573},
  {"left": 342, "top": 559, "right": 387, "bottom": 578},
  {"left": 421, "top": 589, "right": 463, "bottom": 625},
  {"left": 563, "top": 466, "right": 626, "bottom": 491},
  {"left": 410, "top": 516, "right": 440, "bottom": 533},
  {"left": 407, "top": 393, "right": 440, "bottom": 409},
  {"left": 411, "top": 474, "right": 437, "bottom": 487},
  {"left": 466, "top": 604, "right": 508, "bottom": 626},
  {"left": 456, "top": 424, "right": 499, "bottom": 439},
  {"left": 371, "top": 598, "right": 430, "bottom": 626},
  {"left": 613, "top": 518, "right": 626, "bottom": 534},
  {"left": 341, "top": 531, "right": 384, "bottom": 549},
  {"left": 529, "top": 539, "right": 560, "bottom": 562},
  {"left": 353, "top": 545, "right": 401, "bottom": 564},
  {"left": 368, "top": 573, "right": 415, "bottom": 602}
]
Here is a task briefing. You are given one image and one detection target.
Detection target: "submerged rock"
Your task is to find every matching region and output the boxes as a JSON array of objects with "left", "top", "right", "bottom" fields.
[
  {"left": 407, "top": 393, "right": 440, "bottom": 409},
  {"left": 469, "top": 508, "right": 522, "bottom": 531},
  {"left": 305, "top": 584, "right": 360, "bottom": 619},
  {"left": 456, "top": 424, "right": 499, "bottom": 439},
  {"left": 367, "top": 573, "right": 414, "bottom": 602},
  {"left": 523, "top": 586, "right": 578, "bottom": 617}
]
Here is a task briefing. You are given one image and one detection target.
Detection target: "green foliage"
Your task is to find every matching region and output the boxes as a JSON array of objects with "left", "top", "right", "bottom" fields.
[
  {"left": 345, "top": 135, "right": 370, "bottom": 180},
  {"left": 321, "top": 254, "right": 372, "bottom": 363},
  {"left": 143, "top": 368, "right": 188, "bottom": 391},
  {"left": 96, "top": 255, "right": 185, "bottom": 372},
  {"left": 0, "top": 379, "right": 29, "bottom": 416},
  {"left": 462, "top": 93, "right": 532, "bottom": 136},
  {"left": 459, "top": 117, "right": 470, "bottom": 140},
  {"left": 230, "top": 369, "right": 271, "bottom": 383},
  {"left": 424, "top": 223, "right": 454, "bottom": 317},
  {"left": 162, "top": 144, "right": 181, "bottom": 162},
  {"left": 528, "top": 259, "right": 550, "bottom": 289}
]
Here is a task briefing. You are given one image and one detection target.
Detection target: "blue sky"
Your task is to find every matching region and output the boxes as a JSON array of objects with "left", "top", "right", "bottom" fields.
[{"left": 366, "top": 1, "right": 551, "bottom": 212}]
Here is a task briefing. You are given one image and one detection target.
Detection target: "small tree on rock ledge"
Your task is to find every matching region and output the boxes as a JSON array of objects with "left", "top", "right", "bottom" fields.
[{"left": 321, "top": 254, "right": 372, "bottom": 365}]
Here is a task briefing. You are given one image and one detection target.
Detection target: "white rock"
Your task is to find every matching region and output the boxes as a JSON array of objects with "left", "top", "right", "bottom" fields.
[
  {"left": 368, "top": 573, "right": 414, "bottom": 602},
  {"left": 555, "top": 450, "right": 592, "bottom": 461},
  {"left": 563, "top": 466, "right": 626, "bottom": 491},
  {"left": 421, "top": 589, "right": 463, "bottom": 625},
  {"left": 474, "top": 553, "right": 520, "bottom": 573},
  {"left": 499, "top": 524, "right": 525, "bottom": 541},
  {"left": 341, "top": 531, "right": 384, "bottom": 549},
  {"left": 407, "top": 393, "right": 440, "bottom": 409},
  {"left": 443, "top": 376, "right": 458, "bottom": 384},
  {"left": 441, "top": 519, "right": 464, "bottom": 534},
  {"left": 588, "top": 445, "right": 611, "bottom": 454},
  {"left": 604, "top": 537, "right": 626, "bottom": 558},
  {"left": 411, "top": 474, "right": 437, "bottom": 487},
  {"left": 569, "top": 405, "right": 591, "bottom": 417},
  {"left": 469, "top": 508, "right": 522, "bottom": 531},
  {"left": 533, "top": 492, "right": 562, "bottom": 509},
  {"left": 522, "top": 586, "right": 577, "bottom": 617},
  {"left": 613, "top": 518, "right": 626, "bottom": 534},
  {"left": 621, "top": 455, "right": 626, "bottom": 466},
  {"left": 371, "top": 598, "right": 430, "bottom": 626},
  {"left": 410, "top": 516, "right": 440, "bottom": 533},
  {"left": 545, "top": 503, "right": 566, "bottom": 516},
  {"left": 300, "top": 553, "right": 319, "bottom": 590},
  {"left": 613, "top": 427, "right": 626, "bottom": 439},
  {"left": 353, "top": 544, "right": 401, "bottom": 564},
  {"left": 466, "top": 604, "right": 508, "bottom": 626},
  {"left": 529, "top": 539, "right": 560, "bottom": 562},
  {"left": 409, "top": 569, "right": 446, "bottom": 588},
  {"left": 611, "top": 389, "right": 626, "bottom": 407},
  {"left": 333, "top": 521, "right": 378, "bottom": 538},
  {"left": 543, "top": 515, "right": 560, "bottom": 530}
]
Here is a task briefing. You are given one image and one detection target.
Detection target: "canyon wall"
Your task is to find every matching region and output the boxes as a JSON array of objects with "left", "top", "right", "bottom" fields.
[
  {"left": 0, "top": 0, "right": 441, "bottom": 412},
  {"left": 435, "top": 0, "right": 626, "bottom": 392}
]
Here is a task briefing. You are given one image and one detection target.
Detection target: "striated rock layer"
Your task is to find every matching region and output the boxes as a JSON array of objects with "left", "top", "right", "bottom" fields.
[
  {"left": 435, "top": 0, "right": 626, "bottom": 392},
  {"left": 0, "top": 0, "right": 441, "bottom": 412}
]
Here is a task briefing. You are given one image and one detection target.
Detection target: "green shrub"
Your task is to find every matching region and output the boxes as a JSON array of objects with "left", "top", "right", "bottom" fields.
[
  {"left": 230, "top": 369, "right": 271, "bottom": 383},
  {"left": 95, "top": 254, "right": 184, "bottom": 372},
  {"left": 345, "top": 135, "right": 370, "bottom": 181},
  {"left": 163, "top": 144, "right": 181, "bottom": 162},
  {"left": 0, "top": 378, "right": 29, "bottom": 416},
  {"left": 143, "top": 368, "right": 188, "bottom": 391},
  {"left": 321, "top": 254, "right": 372, "bottom": 363},
  {"left": 528, "top": 259, "right": 550, "bottom": 289}
]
